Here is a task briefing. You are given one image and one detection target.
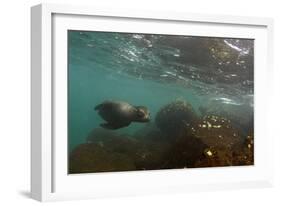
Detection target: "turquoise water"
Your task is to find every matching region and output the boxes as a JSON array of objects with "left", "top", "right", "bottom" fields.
[{"left": 68, "top": 31, "right": 254, "bottom": 152}]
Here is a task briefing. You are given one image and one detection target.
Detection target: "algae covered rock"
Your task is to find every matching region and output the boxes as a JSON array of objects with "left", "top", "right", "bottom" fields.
[
  {"left": 86, "top": 128, "right": 148, "bottom": 166},
  {"left": 198, "top": 99, "right": 253, "bottom": 135},
  {"left": 155, "top": 100, "right": 198, "bottom": 137},
  {"left": 164, "top": 135, "right": 207, "bottom": 168},
  {"left": 231, "top": 133, "right": 254, "bottom": 166},
  {"left": 194, "top": 132, "right": 254, "bottom": 168},
  {"left": 86, "top": 128, "right": 140, "bottom": 155},
  {"left": 133, "top": 123, "right": 173, "bottom": 170},
  {"left": 174, "top": 114, "right": 247, "bottom": 168},
  {"left": 194, "top": 147, "right": 235, "bottom": 167},
  {"left": 70, "top": 113, "right": 252, "bottom": 173},
  {"left": 69, "top": 143, "right": 136, "bottom": 173},
  {"left": 190, "top": 115, "right": 243, "bottom": 150},
  {"left": 134, "top": 141, "right": 171, "bottom": 170},
  {"left": 70, "top": 129, "right": 170, "bottom": 173}
]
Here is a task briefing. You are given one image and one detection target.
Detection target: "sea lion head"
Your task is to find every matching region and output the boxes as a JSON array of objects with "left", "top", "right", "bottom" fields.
[{"left": 134, "top": 106, "right": 150, "bottom": 122}]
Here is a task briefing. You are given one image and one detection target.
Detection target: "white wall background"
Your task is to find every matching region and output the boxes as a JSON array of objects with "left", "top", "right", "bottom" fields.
[{"left": 0, "top": 0, "right": 280, "bottom": 205}]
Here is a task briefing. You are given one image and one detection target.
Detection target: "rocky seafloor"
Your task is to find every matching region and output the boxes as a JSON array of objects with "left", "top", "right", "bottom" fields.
[{"left": 69, "top": 100, "right": 253, "bottom": 174}]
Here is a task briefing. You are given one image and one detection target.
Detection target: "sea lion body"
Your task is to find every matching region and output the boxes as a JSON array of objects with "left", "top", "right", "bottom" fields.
[{"left": 95, "top": 100, "right": 150, "bottom": 129}]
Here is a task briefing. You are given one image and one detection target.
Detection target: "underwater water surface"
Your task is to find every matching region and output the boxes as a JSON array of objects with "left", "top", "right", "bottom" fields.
[{"left": 68, "top": 31, "right": 254, "bottom": 173}]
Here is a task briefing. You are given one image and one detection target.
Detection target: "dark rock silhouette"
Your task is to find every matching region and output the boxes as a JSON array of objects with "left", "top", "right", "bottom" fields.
[{"left": 155, "top": 100, "right": 198, "bottom": 138}]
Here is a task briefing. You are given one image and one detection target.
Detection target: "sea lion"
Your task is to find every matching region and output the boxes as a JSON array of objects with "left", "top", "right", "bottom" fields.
[{"left": 94, "top": 100, "right": 150, "bottom": 130}]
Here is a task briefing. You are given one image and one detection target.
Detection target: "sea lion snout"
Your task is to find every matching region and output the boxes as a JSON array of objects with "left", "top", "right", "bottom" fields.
[{"left": 135, "top": 106, "right": 150, "bottom": 122}]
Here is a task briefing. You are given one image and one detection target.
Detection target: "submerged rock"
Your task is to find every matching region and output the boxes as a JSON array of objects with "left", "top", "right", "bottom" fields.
[
  {"left": 232, "top": 133, "right": 254, "bottom": 166},
  {"left": 134, "top": 122, "right": 166, "bottom": 142},
  {"left": 163, "top": 135, "right": 207, "bottom": 168},
  {"left": 70, "top": 115, "right": 252, "bottom": 173},
  {"left": 198, "top": 99, "right": 253, "bottom": 135},
  {"left": 86, "top": 128, "right": 144, "bottom": 162},
  {"left": 189, "top": 115, "right": 243, "bottom": 150},
  {"left": 69, "top": 143, "right": 136, "bottom": 173},
  {"left": 133, "top": 123, "right": 173, "bottom": 170},
  {"left": 84, "top": 127, "right": 170, "bottom": 171},
  {"left": 168, "top": 114, "right": 250, "bottom": 168},
  {"left": 194, "top": 132, "right": 254, "bottom": 167},
  {"left": 194, "top": 146, "right": 238, "bottom": 167},
  {"left": 134, "top": 141, "right": 171, "bottom": 170},
  {"left": 155, "top": 100, "right": 198, "bottom": 137}
]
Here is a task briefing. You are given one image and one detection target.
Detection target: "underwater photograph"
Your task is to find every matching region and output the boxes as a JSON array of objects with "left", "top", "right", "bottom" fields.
[{"left": 68, "top": 30, "right": 254, "bottom": 174}]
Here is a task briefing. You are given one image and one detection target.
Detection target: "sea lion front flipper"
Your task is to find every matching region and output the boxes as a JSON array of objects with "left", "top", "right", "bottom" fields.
[{"left": 100, "top": 122, "right": 130, "bottom": 130}]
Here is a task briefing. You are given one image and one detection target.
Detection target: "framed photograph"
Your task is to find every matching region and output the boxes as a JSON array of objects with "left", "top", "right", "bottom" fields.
[{"left": 31, "top": 3, "right": 274, "bottom": 201}]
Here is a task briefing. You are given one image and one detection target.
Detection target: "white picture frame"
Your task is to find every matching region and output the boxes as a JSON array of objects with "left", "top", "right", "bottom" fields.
[{"left": 31, "top": 3, "right": 274, "bottom": 202}]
